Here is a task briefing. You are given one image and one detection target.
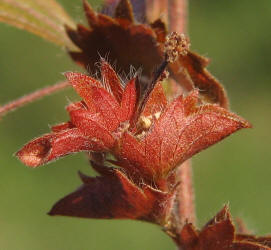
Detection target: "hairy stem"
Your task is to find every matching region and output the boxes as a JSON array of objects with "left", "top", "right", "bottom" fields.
[
  {"left": 176, "top": 160, "right": 195, "bottom": 225},
  {"left": 0, "top": 81, "right": 69, "bottom": 118},
  {"left": 168, "top": 0, "right": 188, "bottom": 34},
  {"left": 168, "top": 0, "right": 196, "bottom": 236}
]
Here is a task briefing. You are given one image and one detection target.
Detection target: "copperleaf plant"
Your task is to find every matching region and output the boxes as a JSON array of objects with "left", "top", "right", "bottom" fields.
[{"left": 0, "top": 0, "right": 269, "bottom": 249}]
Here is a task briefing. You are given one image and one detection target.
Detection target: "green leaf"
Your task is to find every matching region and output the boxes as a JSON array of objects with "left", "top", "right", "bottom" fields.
[{"left": 0, "top": 0, "right": 77, "bottom": 49}]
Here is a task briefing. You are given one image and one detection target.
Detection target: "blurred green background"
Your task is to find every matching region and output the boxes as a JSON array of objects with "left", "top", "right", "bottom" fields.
[{"left": 0, "top": 0, "right": 270, "bottom": 249}]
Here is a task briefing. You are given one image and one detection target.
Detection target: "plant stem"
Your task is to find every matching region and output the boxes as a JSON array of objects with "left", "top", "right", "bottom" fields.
[
  {"left": 177, "top": 160, "right": 195, "bottom": 225},
  {"left": 168, "top": 0, "right": 188, "bottom": 34},
  {"left": 168, "top": 0, "right": 196, "bottom": 233},
  {"left": 0, "top": 81, "right": 69, "bottom": 118}
]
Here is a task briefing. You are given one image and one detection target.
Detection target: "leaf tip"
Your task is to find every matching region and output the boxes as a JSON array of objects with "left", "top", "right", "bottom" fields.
[
  {"left": 83, "top": 0, "right": 98, "bottom": 27},
  {"left": 47, "top": 204, "right": 60, "bottom": 216},
  {"left": 115, "top": 0, "right": 134, "bottom": 22},
  {"left": 16, "top": 137, "right": 51, "bottom": 167},
  {"left": 234, "top": 115, "right": 252, "bottom": 130},
  {"left": 64, "top": 71, "right": 74, "bottom": 80},
  {"left": 64, "top": 72, "right": 85, "bottom": 87},
  {"left": 242, "top": 120, "right": 253, "bottom": 129}
]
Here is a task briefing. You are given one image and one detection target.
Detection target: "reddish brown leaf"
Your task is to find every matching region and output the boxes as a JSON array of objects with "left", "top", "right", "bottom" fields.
[
  {"left": 49, "top": 169, "right": 146, "bottom": 219},
  {"left": 170, "top": 100, "right": 250, "bottom": 171},
  {"left": 141, "top": 82, "right": 167, "bottom": 117},
  {"left": 83, "top": 0, "right": 99, "bottom": 27},
  {"left": 65, "top": 24, "right": 84, "bottom": 49},
  {"left": 179, "top": 51, "right": 229, "bottom": 108},
  {"left": 17, "top": 64, "right": 139, "bottom": 169},
  {"left": 199, "top": 211, "right": 234, "bottom": 249},
  {"left": 177, "top": 206, "right": 271, "bottom": 250},
  {"left": 66, "top": 72, "right": 121, "bottom": 131},
  {"left": 50, "top": 121, "right": 74, "bottom": 133},
  {"left": 86, "top": 85, "right": 121, "bottom": 128},
  {"left": 65, "top": 72, "right": 102, "bottom": 110},
  {"left": 183, "top": 89, "right": 198, "bottom": 115},
  {"left": 142, "top": 95, "right": 186, "bottom": 178},
  {"left": 179, "top": 223, "right": 199, "bottom": 250},
  {"left": 150, "top": 19, "right": 167, "bottom": 43},
  {"left": 120, "top": 78, "right": 137, "bottom": 122},
  {"left": 49, "top": 168, "right": 169, "bottom": 223},
  {"left": 101, "top": 59, "right": 123, "bottom": 103},
  {"left": 67, "top": 105, "right": 115, "bottom": 149},
  {"left": 119, "top": 90, "right": 250, "bottom": 180},
  {"left": 203, "top": 204, "right": 231, "bottom": 229},
  {"left": 67, "top": 1, "right": 163, "bottom": 79},
  {"left": 115, "top": 0, "right": 134, "bottom": 23},
  {"left": 141, "top": 184, "right": 175, "bottom": 224},
  {"left": 16, "top": 128, "right": 99, "bottom": 167},
  {"left": 117, "top": 131, "right": 151, "bottom": 178}
]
